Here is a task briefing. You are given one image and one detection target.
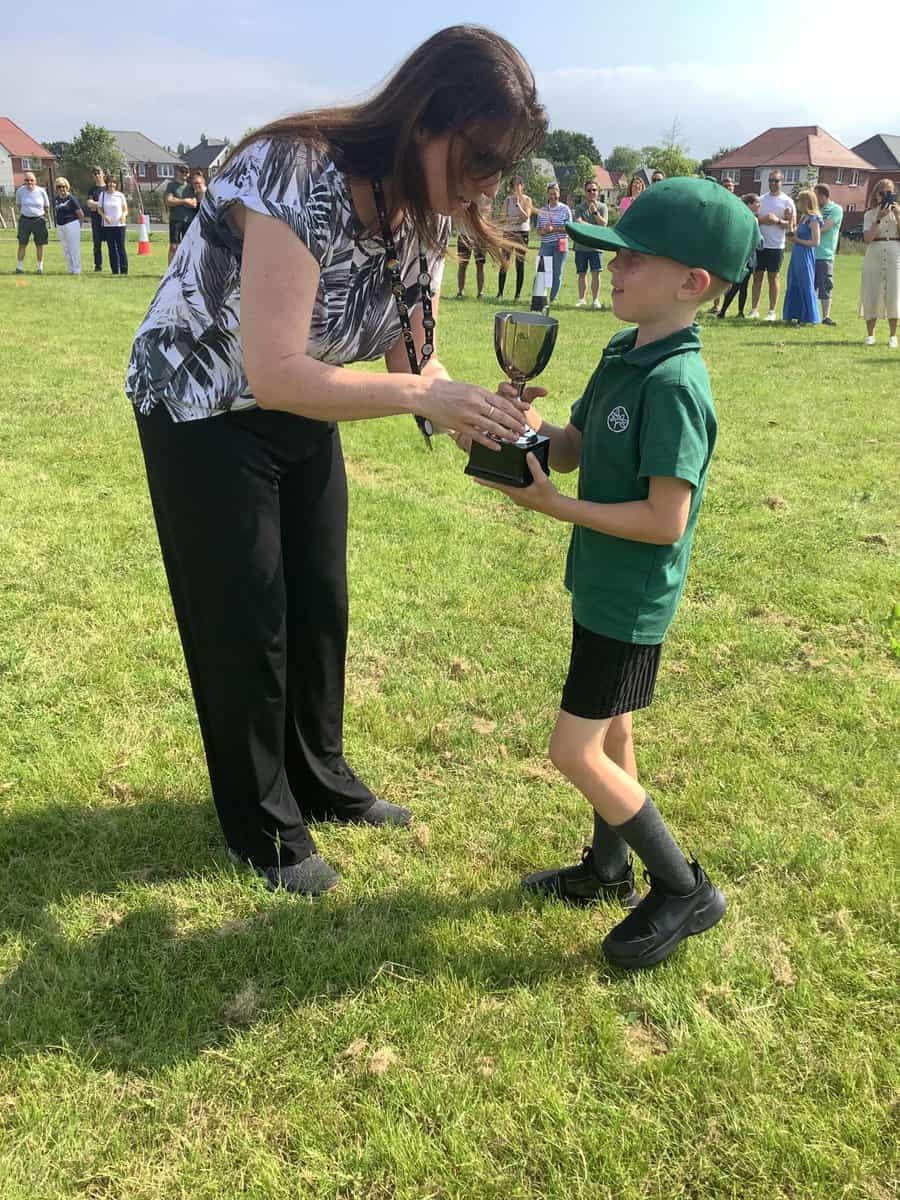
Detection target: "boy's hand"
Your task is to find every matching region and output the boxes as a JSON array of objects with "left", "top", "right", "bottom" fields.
[{"left": 475, "top": 453, "right": 563, "bottom": 516}]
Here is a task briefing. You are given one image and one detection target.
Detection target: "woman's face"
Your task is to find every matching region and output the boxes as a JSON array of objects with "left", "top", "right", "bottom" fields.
[
  {"left": 56, "top": 183, "right": 69, "bottom": 197},
  {"left": 631, "top": 179, "right": 644, "bottom": 198},
  {"left": 547, "top": 186, "right": 559, "bottom": 205},
  {"left": 419, "top": 132, "right": 501, "bottom": 217}
]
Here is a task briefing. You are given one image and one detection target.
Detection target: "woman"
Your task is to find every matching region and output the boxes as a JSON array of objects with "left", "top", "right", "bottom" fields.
[
  {"left": 496, "top": 175, "right": 531, "bottom": 300},
  {"left": 617, "top": 174, "right": 644, "bottom": 215},
  {"left": 90, "top": 174, "right": 128, "bottom": 275},
  {"left": 860, "top": 177, "right": 900, "bottom": 347},
  {"left": 125, "top": 26, "right": 545, "bottom": 895},
  {"left": 535, "top": 181, "right": 572, "bottom": 302},
  {"left": 53, "top": 177, "right": 84, "bottom": 275},
  {"left": 782, "top": 189, "right": 822, "bottom": 324}
]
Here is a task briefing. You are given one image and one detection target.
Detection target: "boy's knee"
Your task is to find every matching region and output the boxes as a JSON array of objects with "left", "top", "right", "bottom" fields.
[
  {"left": 604, "top": 715, "right": 633, "bottom": 758},
  {"left": 549, "top": 728, "right": 583, "bottom": 777}
]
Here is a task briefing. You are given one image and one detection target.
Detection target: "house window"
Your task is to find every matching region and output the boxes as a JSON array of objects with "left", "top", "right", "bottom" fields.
[
  {"left": 20, "top": 157, "right": 32, "bottom": 170},
  {"left": 158, "top": 164, "right": 174, "bottom": 179},
  {"left": 137, "top": 162, "right": 146, "bottom": 177},
  {"left": 781, "top": 167, "right": 802, "bottom": 184},
  {"left": 846, "top": 203, "right": 856, "bottom": 212},
  {"left": 754, "top": 166, "right": 762, "bottom": 182},
  {"left": 836, "top": 168, "right": 844, "bottom": 183},
  {"left": 850, "top": 170, "right": 859, "bottom": 187}
]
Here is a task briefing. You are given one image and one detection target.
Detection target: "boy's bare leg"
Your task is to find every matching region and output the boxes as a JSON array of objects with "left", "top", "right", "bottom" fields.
[
  {"left": 750, "top": 269, "right": 765, "bottom": 311},
  {"left": 768, "top": 271, "right": 779, "bottom": 312}
]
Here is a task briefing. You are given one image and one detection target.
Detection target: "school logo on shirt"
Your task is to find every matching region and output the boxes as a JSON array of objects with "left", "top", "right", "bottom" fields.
[{"left": 607, "top": 406, "right": 629, "bottom": 432}]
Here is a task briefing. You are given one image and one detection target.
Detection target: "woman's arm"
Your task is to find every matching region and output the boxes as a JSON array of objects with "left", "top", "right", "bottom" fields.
[
  {"left": 863, "top": 210, "right": 881, "bottom": 244},
  {"left": 239, "top": 209, "right": 526, "bottom": 445}
]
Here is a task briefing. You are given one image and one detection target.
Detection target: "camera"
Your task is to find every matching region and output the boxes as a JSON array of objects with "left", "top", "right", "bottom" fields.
[{"left": 880, "top": 192, "right": 898, "bottom": 208}]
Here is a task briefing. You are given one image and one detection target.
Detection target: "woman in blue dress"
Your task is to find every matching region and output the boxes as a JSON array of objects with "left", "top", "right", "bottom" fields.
[{"left": 783, "top": 189, "right": 823, "bottom": 323}]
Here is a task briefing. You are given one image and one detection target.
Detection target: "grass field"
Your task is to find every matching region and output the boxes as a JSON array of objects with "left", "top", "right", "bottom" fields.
[{"left": 0, "top": 227, "right": 898, "bottom": 1200}]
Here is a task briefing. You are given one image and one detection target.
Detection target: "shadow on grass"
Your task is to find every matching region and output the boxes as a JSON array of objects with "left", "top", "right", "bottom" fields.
[{"left": 0, "top": 793, "right": 599, "bottom": 1073}]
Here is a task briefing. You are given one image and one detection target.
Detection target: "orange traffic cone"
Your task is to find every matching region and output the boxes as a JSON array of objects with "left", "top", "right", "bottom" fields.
[{"left": 138, "top": 213, "right": 151, "bottom": 256}]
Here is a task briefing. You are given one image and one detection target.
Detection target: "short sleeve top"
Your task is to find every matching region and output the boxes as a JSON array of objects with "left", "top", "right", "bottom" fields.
[
  {"left": 126, "top": 138, "right": 450, "bottom": 422},
  {"left": 564, "top": 325, "right": 717, "bottom": 645}
]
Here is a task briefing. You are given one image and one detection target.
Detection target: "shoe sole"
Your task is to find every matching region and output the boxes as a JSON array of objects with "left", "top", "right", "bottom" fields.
[
  {"left": 602, "top": 886, "right": 727, "bottom": 969},
  {"left": 522, "top": 879, "right": 640, "bottom": 909}
]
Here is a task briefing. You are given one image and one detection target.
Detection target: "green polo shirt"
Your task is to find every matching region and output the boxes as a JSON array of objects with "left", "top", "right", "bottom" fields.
[
  {"left": 816, "top": 201, "right": 843, "bottom": 261},
  {"left": 165, "top": 179, "right": 195, "bottom": 225},
  {"left": 564, "top": 324, "right": 717, "bottom": 644}
]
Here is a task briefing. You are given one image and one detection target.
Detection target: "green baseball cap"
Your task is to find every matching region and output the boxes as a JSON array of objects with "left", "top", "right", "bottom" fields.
[{"left": 566, "top": 176, "right": 759, "bottom": 283}]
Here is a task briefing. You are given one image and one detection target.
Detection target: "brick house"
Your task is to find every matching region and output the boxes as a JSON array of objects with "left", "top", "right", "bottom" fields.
[
  {"left": 110, "top": 130, "right": 187, "bottom": 195},
  {"left": 0, "top": 117, "right": 57, "bottom": 198},
  {"left": 851, "top": 134, "right": 900, "bottom": 201},
  {"left": 707, "top": 126, "right": 876, "bottom": 229}
]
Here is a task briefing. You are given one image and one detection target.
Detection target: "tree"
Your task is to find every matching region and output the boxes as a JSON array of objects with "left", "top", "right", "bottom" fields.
[
  {"left": 540, "top": 129, "right": 601, "bottom": 165},
  {"left": 43, "top": 140, "right": 71, "bottom": 163},
  {"left": 63, "top": 124, "right": 125, "bottom": 197},
  {"left": 641, "top": 120, "right": 698, "bottom": 179},
  {"left": 606, "top": 145, "right": 642, "bottom": 178},
  {"left": 571, "top": 154, "right": 596, "bottom": 204}
]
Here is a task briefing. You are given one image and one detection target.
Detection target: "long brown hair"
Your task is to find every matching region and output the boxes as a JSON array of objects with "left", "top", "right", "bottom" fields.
[{"left": 224, "top": 26, "right": 546, "bottom": 256}]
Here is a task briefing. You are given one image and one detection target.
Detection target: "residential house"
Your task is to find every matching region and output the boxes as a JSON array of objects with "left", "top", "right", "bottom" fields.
[
  {"left": 589, "top": 166, "right": 619, "bottom": 206},
  {"left": 110, "top": 130, "right": 187, "bottom": 195},
  {"left": 851, "top": 134, "right": 900, "bottom": 198},
  {"left": 707, "top": 127, "right": 875, "bottom": 229},
  {"left": 0, "top": 118, "right": 57, "bottom": 197},
  {"left": 183, "top": 135, "right": 230, "bottom": 179}
]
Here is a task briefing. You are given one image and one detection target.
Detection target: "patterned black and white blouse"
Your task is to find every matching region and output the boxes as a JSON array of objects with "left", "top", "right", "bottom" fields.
[{"left": 126, "top": 138, "right": 449, "bottom": 422}]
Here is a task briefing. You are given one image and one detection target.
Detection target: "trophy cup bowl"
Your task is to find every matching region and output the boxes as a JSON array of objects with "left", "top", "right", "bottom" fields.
[{"left": 465, "top": 311, "right": 559, "bottom": 488}]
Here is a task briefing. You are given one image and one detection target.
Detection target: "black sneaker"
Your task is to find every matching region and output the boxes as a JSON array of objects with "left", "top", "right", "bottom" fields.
[
  {"left": 602, "top": 860, "right": 725, "bottom": 969},
  {"left": 348, "top": 798, "right": 412, "bottom": 828},
  {"left": 522, "top": 847, "right": 639, "bottom": 907},
  {"left": 822, "top": 317, "right": 836, "bottom": 326},
  {"left": 227, "top": 848, "right": 340, "bottom": 896}
]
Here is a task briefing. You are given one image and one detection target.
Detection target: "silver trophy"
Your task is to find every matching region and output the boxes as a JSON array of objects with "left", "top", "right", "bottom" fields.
[{"left": 465, "top": 311, "right": 558, "bottom": 487}]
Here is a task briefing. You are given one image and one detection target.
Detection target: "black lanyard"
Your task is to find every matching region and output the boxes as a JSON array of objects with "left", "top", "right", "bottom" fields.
[{"left": 371, "top": 178, "right": 435, "bottom": 446}]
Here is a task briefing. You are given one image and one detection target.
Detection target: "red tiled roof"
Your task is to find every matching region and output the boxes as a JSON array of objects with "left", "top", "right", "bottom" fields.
[
  {"left": 591, "top": 166, "right": 616, "bottom": 190},
  {"left": 0, "top": 117, "right": 54, "bottom": 160},
  {"left": 712, "top": 126, "right": 874, "bottom": 172}
]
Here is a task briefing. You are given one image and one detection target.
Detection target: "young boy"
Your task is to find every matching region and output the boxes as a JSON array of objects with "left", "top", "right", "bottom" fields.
[{"left": 477, "top": 177, "right": 758, "bottom": 969}]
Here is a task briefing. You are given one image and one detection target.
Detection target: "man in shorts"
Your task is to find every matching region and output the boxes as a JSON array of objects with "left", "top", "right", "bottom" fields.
[
  {"left": 164, "top": 164, "right": 196, "bottom": 264},
  {"left": 749, "top": 170, "right": 796, "bottom": 320},
  {"left": 572, "top": 179, "right": 608, "bottom": 309},
  {"left": 814, "top": 183, "right": 843, "bottom": 326},
  {"left": 15, "top": 171, "right": 50, "bottom": 274}
]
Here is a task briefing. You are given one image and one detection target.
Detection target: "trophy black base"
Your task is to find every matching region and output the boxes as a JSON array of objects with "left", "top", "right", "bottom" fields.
[{"left": 465, "top": 434, "right": 551, "bottom": 488}]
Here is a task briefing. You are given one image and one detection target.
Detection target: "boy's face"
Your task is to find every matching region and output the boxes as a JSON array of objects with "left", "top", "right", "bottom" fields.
[{"left": 607, "top": 249, "right": 701, "bottom": 324}]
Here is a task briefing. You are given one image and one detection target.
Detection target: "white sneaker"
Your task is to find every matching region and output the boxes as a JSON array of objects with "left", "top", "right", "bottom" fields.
[
  {"left": 575, "top": 298, "right": 586, "bottom": 308},
  {"left": 748, "top": 309, "right": 759, "bottom": 319},
  {"left": 890, "top": 336, "right": 898, "bottom": 349},
  {"left": 766, "top": 310, "right": 777, "bottom": 321},
  {"left": 865, "top": 335, "right": 876, "bottom": 346},
  {"left": 592, "top": 299, "right": 601, "bottom": 310}
]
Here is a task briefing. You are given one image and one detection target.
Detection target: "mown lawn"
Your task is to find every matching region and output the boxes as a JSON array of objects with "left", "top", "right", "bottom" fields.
[{"left": 0, "top": 228, "right": 897, "bottom": 1200}]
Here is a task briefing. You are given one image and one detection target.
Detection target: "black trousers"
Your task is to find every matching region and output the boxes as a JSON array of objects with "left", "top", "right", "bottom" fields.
[
  {"left": 497, "top": 231, "right": 529, "bottom": 298},
  {"left": 91, "top": 214, "right": 104, "bottom": 269},
  {"left": 135, "top": 403, "right": 376, "bottom": 867},
  {"left": 719, "top": 270, "right": 751, "bottom": 317},
  {"left": 103, "top": 226, "right": 128, "bottom": 274}
]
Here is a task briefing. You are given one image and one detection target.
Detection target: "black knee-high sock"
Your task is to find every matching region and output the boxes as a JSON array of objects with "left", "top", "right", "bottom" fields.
[
  {"left": 591, "top": 810, "right": 630, "bottom": 881},
  {"left": 612, "top": 796, "right": 696, "bottom": 894}
]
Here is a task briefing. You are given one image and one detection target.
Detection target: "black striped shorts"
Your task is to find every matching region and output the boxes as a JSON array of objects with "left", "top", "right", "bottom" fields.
[{"left": 560, "top": 620, "right": 662, "bottom": 720}]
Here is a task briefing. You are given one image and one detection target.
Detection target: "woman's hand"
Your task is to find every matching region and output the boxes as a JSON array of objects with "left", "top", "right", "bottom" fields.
[
  {"left": 474, "top": 452, "right": 562, "bottom": 516},
  {"left": 419, "top": 378, "right": 528, "bottom": 451}
]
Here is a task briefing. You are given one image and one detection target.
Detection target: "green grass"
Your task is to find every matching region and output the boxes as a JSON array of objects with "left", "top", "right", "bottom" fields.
[{"left": 0, "top": 229, "right": 898, "bottom": 1200}]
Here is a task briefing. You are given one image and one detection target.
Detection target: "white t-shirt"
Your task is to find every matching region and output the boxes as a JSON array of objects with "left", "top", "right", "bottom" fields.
[
  {"left": 98, "top": 189, "right": 127, "bottom": 226},
  {"left": 759, "top": 192, "right": 796, "bottom": 250},
  {"left": 16, "top": 185, "right": 49, "bottom": 218}
]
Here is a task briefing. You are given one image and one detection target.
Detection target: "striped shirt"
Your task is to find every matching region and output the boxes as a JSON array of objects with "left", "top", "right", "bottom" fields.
[{"left": 537, "top": 202, "right": 572, "bottom": 247}]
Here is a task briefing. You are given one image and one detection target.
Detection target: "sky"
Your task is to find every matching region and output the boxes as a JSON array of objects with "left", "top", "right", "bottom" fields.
[{"left": 6, "top": 1, "right": 896, "bottom": 161}]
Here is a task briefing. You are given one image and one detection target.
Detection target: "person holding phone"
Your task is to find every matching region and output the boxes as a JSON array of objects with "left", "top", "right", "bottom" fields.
[{"left": 860, "top": 177, "right": 900, "bottom": 346}]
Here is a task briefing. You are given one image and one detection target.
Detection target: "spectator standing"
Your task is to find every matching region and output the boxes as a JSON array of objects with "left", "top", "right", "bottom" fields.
[
  {"left": 536, "top": 181, "right": 572, "bottom": 303},
  {"left": 188, "top": 170, "right": 207, "bottom": 227},
  {"left": 165, "top": 164, "right": 196, "bottom": 264},
  {"left": 782, "top": 189, "right": 822, "bottom": 324},
  {"left": 15, "top": 171, "right": 50, "bottom": 274},
  {"left": 572, "top": 179, "right": 607, "bottom": 308},
  {"left": 87, "top": 167, "right": 107, "bottom": 272},
  {"left": 96, "top": 174, "right": 129, "bottom": 275},
  {"left": 53, "top": 177, "right": 85, "bottom": 275},
  {"left": 749, "top": 170, "right": 795, "bottom": 320},
  {"left": 617, "top": 174, "right": 644, "bottom": 215},
  {"left": 718, "top": 193, "right": 761, "bottom": 318},
  {"left": 814, "top": 183, "right": 842, "bottom": 325},
  {"left": 860, "top": 178, "right": 900, "bottom": 347},
  {"left": 496, "top": 175, "right": 531, "bottom": 301},
  {"left": 650, "top": 170, "right": 665, "bottom": 184}
]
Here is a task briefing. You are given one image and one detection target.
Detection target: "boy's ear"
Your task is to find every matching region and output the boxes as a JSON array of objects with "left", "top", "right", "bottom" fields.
[{"left": 680, "top": 267, "right": 712, "bottom": 300}]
